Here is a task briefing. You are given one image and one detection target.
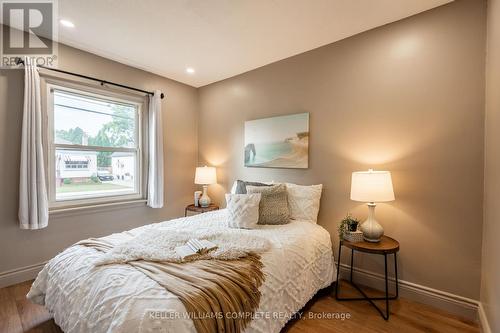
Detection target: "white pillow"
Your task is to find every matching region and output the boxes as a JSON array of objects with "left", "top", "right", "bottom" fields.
[
  {"left": 230, "top": 181, "right": 237, "bottom": 194},
  {"left": 286, "top": 183, "right": 323, "bottom": 223},
  {"left": 225, "top": 193, "right": 262, "bottom": 229}
]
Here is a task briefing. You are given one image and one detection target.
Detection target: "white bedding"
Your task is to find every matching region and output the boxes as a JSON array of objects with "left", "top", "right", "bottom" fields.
[{"left": 28, "top": 210, "right": 336, "bottom": 333}]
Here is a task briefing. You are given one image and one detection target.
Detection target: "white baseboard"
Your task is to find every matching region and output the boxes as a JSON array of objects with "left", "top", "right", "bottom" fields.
[
  {"left": 0, "top": 261, "right": 47, "bottom": 289},
  {"left": 338, "top": 264, "right": 480, "bottom": 321},
  {"left": 478, "top": 302, "right": 492, "bottom": 333}
]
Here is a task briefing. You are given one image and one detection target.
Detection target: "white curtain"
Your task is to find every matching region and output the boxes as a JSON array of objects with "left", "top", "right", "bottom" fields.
[
  {"left": 147, "top": 90, "right": 164, "bottom": 208},
  {"left": 19, "top": 57, "right": 49, "bottom": 229}
]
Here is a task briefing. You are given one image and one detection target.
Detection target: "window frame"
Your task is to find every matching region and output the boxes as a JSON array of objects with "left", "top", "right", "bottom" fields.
[{"left": 44, "top": 78, "right": 149, "bottom": 210}]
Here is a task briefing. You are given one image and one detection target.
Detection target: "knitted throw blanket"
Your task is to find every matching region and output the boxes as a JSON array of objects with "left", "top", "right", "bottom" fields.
[{"left": 78, "top": 237, "right": 265, "bottom": 333}]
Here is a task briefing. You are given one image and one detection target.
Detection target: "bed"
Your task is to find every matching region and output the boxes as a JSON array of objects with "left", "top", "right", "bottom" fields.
[{"left": 28, "top": 209, "right": 336, "bottom": 333}]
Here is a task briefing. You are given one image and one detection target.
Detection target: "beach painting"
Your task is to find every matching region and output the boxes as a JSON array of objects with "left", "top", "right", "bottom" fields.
[{"left": 244, "top": 113, "right": 309, "bottom": 169}]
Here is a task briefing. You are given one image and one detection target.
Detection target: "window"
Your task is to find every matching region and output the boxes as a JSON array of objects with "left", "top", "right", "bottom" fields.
[{"left": 47, "top": 84, "right": 145, "bottom": 208}]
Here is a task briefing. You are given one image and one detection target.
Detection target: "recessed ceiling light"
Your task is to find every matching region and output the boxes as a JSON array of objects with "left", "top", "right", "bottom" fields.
[
  {"left": 186, "top": 67, "right": 195, "bottom": 74},
  {"left": 60, "top": 19, "right": 75, "bottom": 28}
]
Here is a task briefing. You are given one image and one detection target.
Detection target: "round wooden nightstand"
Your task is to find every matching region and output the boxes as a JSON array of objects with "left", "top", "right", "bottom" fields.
[
  {"left": 335, "top": 235, "right": 400, "bottom": 320},
  {"left": 184, "top": 204, "right": 219, "bottom": 217}
]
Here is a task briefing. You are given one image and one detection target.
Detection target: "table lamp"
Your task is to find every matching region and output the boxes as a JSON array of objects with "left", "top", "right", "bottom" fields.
[
  {"left": 195, "top": 166, "right": 217, "bottom": 207},
  {"left": 350, "top": 169, "right": 395, "bottom": 242}
]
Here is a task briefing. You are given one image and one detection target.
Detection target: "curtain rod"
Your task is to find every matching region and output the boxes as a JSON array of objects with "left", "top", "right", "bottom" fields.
[{"left": 15, "top": 57, "right": 165, "bottom": 99}]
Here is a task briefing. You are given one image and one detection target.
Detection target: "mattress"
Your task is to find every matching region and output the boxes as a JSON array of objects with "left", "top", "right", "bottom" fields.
[{"left": 28, "top": 209, "right": 336, "bottom": 333}]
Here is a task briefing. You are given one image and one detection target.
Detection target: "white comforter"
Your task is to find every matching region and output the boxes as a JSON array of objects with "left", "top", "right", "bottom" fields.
[{"left": 28, "top": 210, "right": 336, "bottom": 333}]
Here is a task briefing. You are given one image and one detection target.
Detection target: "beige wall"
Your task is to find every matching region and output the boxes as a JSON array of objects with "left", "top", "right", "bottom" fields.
[
  {"left": 481, "top": 0, "right": 500, "bottom": 330},
  {"left": 198, "top": 0, "right": 486, "bottom": 300},
  {"left": 0, "top": 43, "right": 199, "bottom": 274}
]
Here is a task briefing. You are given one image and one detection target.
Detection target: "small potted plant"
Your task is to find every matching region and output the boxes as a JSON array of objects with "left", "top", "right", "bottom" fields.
[{"left": 338, "top": 214, "right": 360, "bottom": 239}]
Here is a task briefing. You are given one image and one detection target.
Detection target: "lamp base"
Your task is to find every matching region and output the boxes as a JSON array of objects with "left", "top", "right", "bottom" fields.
[
  {"left": 360, "top": 203, "right": 384, "bottom": 243},
  {"left": 199, "top": 185, "right": 211, "bottom": 208},
  {"left": 363, "top": 235, "right": 383, "bottom": 243}
]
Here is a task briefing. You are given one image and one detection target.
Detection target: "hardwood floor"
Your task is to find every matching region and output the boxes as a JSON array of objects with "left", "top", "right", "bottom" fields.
[
  {"left": 0, "top": 280, "right": 479, "bottom": 333},
  {"left": 0, "top": 281, "right": 61, "bottom": 333},
  {"left": 283, "top": 282, "right": 479, "bottom": 333}
]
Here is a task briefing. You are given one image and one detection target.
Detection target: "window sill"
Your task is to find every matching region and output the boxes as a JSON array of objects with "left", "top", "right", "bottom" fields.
[{"left": 49, "top": 199, "right": 148, "bottom": 217}]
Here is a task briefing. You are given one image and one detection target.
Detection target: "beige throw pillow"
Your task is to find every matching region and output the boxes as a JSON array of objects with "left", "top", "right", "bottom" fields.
[{"left": 247, "top": 184, "right": 290, "bottom": 225}]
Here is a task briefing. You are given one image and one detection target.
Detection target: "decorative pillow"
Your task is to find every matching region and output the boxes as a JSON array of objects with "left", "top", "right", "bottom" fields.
[
  {"left": 235, "top": 180, "right": 272, "bottom": 194},
  {"left": 230, "top": 181, "right": 238, "bottom": 194},
  {"left": 225, "top": 193, "right": 261, "bottom": 229},
  {"left": 286, "top": 183, "right": 323, "bottom": 223},
  {"left": 246, "top": 184, "right": 290, "bottom": 225}
]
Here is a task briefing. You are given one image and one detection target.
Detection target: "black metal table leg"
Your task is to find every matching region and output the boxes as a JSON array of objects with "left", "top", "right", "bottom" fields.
[
  {"left": 394, "top": 252, "right": 399, "bottom": 299},
  {"left": 335, "top": 244, "right": 399, "bottom": 321},
  {"left": 335, "top": 241, "right": 342, "bottom": 299},
  {"left": 349, "top": 248, "right": 354, "bottom": 283},
  {"left": 384, "top": 253, "right": 389, "bottom": 319}
]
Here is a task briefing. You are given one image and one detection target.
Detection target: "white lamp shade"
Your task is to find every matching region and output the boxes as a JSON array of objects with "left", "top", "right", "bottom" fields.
[
  {"left": 195, "top": 166, "right": 217, "bottom": 185},
  {"left": 350, "top": 170, "right": 395, "bottom": 203}
]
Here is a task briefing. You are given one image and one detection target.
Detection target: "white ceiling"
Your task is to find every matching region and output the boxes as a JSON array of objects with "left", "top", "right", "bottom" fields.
[{"left": 36, "top": 0, "right": 454, "bottom": 87}]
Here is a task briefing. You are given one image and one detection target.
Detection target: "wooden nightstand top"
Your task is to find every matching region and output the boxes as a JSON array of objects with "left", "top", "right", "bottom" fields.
[
  {"left": 185, "top": 204, "right": 219, "bottom": 216},
  {"left": 341, "top": 235, "right": 399, "bottom": 254}
]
